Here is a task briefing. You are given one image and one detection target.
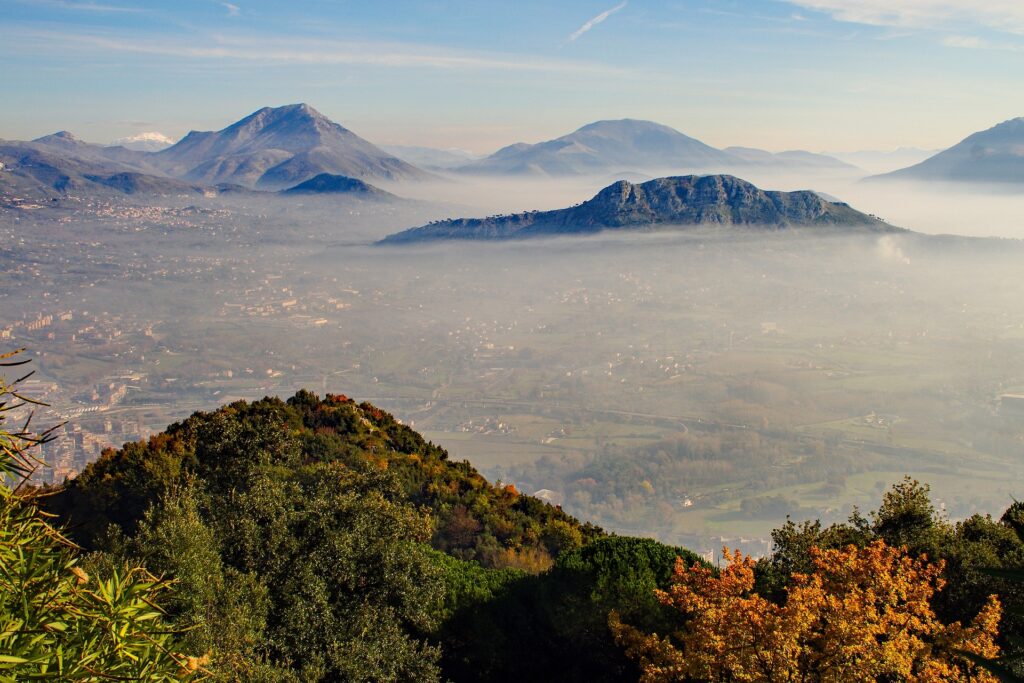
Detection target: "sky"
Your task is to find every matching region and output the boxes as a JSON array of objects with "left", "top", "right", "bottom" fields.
[{"left": 2, "top": 0, "right": 1024, "bottom": 153}]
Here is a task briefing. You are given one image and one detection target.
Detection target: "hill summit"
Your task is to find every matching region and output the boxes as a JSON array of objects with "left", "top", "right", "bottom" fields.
[{"left": 380, "top": 174, "right": 897, "bottom": 243}]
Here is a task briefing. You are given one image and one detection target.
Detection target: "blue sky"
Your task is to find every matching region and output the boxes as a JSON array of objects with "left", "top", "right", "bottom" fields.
[{"left": 3, "top": 0, "right": 1024, "bottom": 152}]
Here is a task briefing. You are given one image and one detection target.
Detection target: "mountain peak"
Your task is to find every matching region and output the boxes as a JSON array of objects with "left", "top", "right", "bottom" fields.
[
  {"left": 152, "top": 104, "right": 425, "bottom": 187},
  {"left": 465, "top": 119, "right": 732, "bottom": 176},
  {"left": 34, "top": 131, "right": 83, "bottom": 144},
  {"left": 259, "top": 102, "right": 327, "bottom": 120},
  {"left": 226, "top": 103, "right": 345, "bottom": 138},
  {"left": 283, "top": 102, "right": 317, "bottom": 115},
  {"left": 576, "top": 119, "right": 676, "bottom": 133},
  {"left": 568, "top": 118, "right": 706, "bottom": 148}
]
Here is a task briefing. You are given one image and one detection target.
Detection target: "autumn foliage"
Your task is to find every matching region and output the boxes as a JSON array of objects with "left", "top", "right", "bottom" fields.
[{"left": 610, "top": 540, "right": 1000, "bottom": 682}]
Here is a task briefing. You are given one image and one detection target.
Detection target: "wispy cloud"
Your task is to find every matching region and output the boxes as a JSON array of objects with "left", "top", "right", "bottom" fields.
[
  {"left": 3, "top": 28, "right": 635, "bottom": 77},
  {"left": 19, "top": 0, "right": 140, "bottom": 12},
  {"left": 874, "top": 30, "right": 920, "bottom": 40},
  {"left": 785, "top": 1, "right": 1024, "bottom": 35},
  {"left": 222, "top": 2, "right": 239, "bottom": 17},
  {"left": 943, "top": 34, "right": 986, "bottom": 48},
  {"left": 943, "top": 34, "right": 1024, "bottom": 51},
  {"left": 568, "top": 1, "right": 628, "bottom": 42}
]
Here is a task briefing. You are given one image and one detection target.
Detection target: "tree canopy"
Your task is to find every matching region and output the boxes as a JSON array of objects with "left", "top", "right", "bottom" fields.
[{"left": 612, "top": 541, "right": 1001, "bottom": 682}]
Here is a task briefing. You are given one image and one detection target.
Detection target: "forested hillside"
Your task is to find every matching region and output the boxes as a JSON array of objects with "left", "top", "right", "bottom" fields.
[
  {"left": 50, "top": 391, "right": 600, "bottom": 569},
  {"left": 20, "top": 388, "right": 1024, "bottom": 681},
  {"left": 44, "top": 391, "right": 694, "bottom": 681}
]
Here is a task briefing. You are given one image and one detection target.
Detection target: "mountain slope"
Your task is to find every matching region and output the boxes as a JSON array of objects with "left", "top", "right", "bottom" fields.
[
  {"left": 380, "top": 175, "right": 897, "bottom": 243},
  {"left": 153, "top": 103, "right": 427, "bottom": 188},
  {"left": 463, "top": 119, "right": 739, "bottom": 176},
  {"left": 872, "top": 117, "right": 1024, "bottom": 183}
]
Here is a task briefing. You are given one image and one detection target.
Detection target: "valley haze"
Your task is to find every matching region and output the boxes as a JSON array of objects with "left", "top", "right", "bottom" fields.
[{"left": 5, "top": 99, "right": 1024, "bottom": 563}]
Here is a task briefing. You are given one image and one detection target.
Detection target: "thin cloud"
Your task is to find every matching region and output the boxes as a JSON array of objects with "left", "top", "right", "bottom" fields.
[
  {"left": 19, "top": 0, "right": 140, "bottom": 12},
  {"left": 786, "top": 1, "right": 1024, "bottom": 35},
  {"left": 222, "top": 2, "right": 240, "bottom": 17},
  {"left": 943, "top": 34, "right": 986, "bottom": 48},
  {"left": 4, "top": 28, "right": 635, "bottom": 77},
  {"left": 943, "top": 34, "right": 1024, "bottom": 51},
  {"left": 568, "top": 1, "right": 628, "bottom": 42}
]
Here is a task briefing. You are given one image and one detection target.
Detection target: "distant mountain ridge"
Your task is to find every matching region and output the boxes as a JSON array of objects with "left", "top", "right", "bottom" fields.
[
  {"left": 872, "top": 117, "right": 1024, "bottom": 184},
  {"left": 380, "top": 174, "right": 896, "bottom": 243},
  {"left": 460, "top": 119, "right": 857, "bottom": 177},
  {"left": 0, "top": 140, "right": 195, "bottom": 198},
  {"left": 464, "top": 119, "right": 734, "bottom": 176},
  {"left": 0, "top": 104, "right": 429, "bottom": 198},
  {"left": 382, "top": 144, "right": 481, "bottom": 170},
  {"left": 0, "top": 143, "right": 400, "bottom": 201},
  {"left": 153, "top": 103, "right": 426, "bottom": 188},
  {"left": 31, "top": 131, "right": 159, "bottom": 170},
  {"left": 724, "top": 146, "right": 859, "bottom": 171}
]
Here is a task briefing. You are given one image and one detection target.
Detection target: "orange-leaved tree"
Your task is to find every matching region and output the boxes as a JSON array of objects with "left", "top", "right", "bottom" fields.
[{"left": 610, "top": 540, "right": 1000, "bottom": 682}]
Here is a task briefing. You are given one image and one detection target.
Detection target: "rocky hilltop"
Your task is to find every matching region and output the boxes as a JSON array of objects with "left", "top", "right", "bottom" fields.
[{"left": 380, "top": 174, "right": 897, "bottom": 243}]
